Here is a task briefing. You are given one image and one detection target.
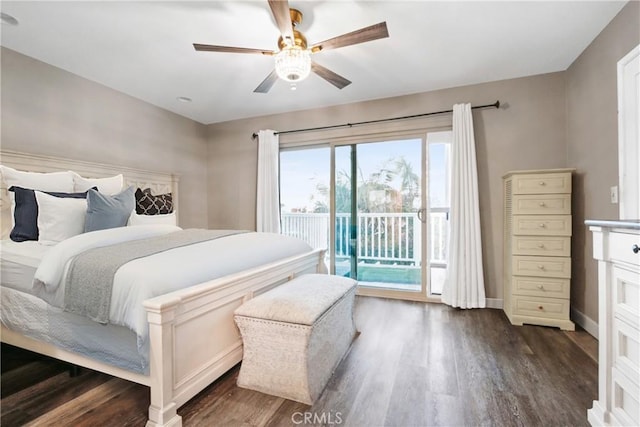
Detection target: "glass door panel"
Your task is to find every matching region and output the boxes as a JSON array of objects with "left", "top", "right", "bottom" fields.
[
  {"left": 280, "top": 146, "right": 331, "bottom": 267},
  {"left": 333, "top": 139, "right": 424, "bottom": 295},
  {"left": 333, "top": 145, "right": 355, "bottom": 278},
  {"left": 426, "top": 131, "right": 452, "bottom": 296}
]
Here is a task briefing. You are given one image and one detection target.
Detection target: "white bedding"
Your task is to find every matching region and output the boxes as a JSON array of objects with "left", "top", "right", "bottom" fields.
[
  {"left": 0, "top": 240, "right": 51, "bottom": 293},
  {"left": 1, "top": 287, "right": 142, "bottom": 373},
  {"left": 29, "top": 226, "right": 313, "bottom": 372}
]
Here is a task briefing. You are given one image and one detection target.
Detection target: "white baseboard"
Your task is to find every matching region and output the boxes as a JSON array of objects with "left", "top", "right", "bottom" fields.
[
  {"left": 571, "top": 307, "right": 599, "bottom": 339},
  {"left": 486, "top": 298, "right": 503, "bottom": 309}
]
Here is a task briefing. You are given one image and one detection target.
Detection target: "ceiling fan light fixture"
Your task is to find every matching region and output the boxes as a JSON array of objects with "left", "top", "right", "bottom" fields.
[{"left": 275, "top": 46, "right": 311, "bottom": 83}]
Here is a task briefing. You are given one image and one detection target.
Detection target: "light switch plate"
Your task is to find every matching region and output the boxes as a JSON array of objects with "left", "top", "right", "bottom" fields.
[{"left": 610, "top": 186, "right": 618, "bottom": 204}]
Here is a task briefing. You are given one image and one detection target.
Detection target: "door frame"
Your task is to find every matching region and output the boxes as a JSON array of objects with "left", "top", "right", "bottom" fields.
[
  {"left": 617, "top": 44, "right": 640, "bottom": 219},
  {"left": 329, "top": 134, "right": 443, "bottom": 303}
]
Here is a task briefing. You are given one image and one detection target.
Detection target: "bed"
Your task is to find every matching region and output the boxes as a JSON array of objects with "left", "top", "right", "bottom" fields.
[{"left": 0, "top": 150, "right": 326, "bottom": 427}]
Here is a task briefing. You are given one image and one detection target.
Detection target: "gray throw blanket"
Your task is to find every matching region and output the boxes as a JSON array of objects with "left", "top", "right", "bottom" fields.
[{"left": 64, "top": 229, "right": 245, "bottom": 324}]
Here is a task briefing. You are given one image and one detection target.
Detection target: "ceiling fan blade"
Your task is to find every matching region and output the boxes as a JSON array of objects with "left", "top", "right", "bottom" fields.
[
  {"left": 311, "top": 62, "right": 351, "bottom": 89},
  {"left": 268, "top": 0, "right": 294, "bottom": 42},
  {"left": 193, "top": 44, "right": 274, "bottom": 55},
  {"left": 254, "top": 69, "right": 279, "bottom": 93},
  {"left": 311, "top": 22, "right": 389, "bottom": 52}
]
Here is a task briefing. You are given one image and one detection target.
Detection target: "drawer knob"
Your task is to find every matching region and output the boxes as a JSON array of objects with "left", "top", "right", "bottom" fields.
[
  {"left": 539, "top": 181, "right": 546, "bottom": 186},
  {"left": 537, "top": 243, "right": 545, "bottom": 248},
  {"left": 539, "top": 223, "right": 546, "bottom": 228},
  {"left": 537, "top": 284, "right": 544, "bottom": 289},
  {"left": 538, "top": 305, "right": 544, "bottom": 311},
  {"left": 633, "top": 244, "right": 639, "bottom": 254},
  {"left": 538, "top": 265, "right": 545, "bottom": 270},
  {"left": 539, "top": 202, "right": 546, "bottom": 207}
]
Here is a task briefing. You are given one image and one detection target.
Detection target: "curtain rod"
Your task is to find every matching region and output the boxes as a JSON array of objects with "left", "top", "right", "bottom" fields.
[{"left": 251, "top": 100, "right": 500, "bottom": 139}]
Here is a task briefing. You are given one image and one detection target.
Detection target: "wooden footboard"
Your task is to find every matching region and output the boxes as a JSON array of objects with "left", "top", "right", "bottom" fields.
[{"left": 143, "top": 248, "right": 326, "bottom": 427}]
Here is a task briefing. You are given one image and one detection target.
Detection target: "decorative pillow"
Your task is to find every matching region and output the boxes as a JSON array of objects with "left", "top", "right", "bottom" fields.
[
  {"left": 128, "top": 211, "right": 177, "bottom": 227},
  {"left": 0, "top": 165, "right": 74, "bottom": 192},
  {"left": 85, "top": 186, "right": 135, "bottom": 233},
  {"left": 9, "top": 186, "right": 93, "bottom": 242},
  {"left": 0, "top": 166, "right": 76, "bottom": 232},
  {"left": 71, "top": 172, "right": 123, "bottom": 195},
  {"left": 135, "top": 188, "right": 173, "bottom": 215},
  {"left": 35, "top": 191, "right": 88, "bottom": 244}
]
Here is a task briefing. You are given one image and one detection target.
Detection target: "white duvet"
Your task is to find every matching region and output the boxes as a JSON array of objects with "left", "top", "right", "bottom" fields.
[{"left": 32, "top": 226, "right": 313, "bottom": 366}]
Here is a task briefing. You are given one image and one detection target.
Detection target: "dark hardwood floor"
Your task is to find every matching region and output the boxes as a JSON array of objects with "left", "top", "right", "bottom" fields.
[{"left": 1, "top": 297, "right": 598, "bottom": 427}]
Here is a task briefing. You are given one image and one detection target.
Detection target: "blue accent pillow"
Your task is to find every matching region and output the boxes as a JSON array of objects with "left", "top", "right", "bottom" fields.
[
  {"left": 84, "top": 186, "right": 135, "bottom": 233},
  {"left": 9, "top": 186, "right": 93, "bottom": 242}
]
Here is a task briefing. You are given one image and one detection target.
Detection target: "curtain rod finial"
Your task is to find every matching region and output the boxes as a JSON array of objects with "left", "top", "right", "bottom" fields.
[{"left": 252, "top": 133, "right": 258, "bottom": 139}]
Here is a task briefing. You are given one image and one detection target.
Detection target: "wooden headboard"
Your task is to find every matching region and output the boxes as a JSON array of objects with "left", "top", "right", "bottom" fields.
[{"left": 0, "top": 150, "right": 180, "bottom": 237}]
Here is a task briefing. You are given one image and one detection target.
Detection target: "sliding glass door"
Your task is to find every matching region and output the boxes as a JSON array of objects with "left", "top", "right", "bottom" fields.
[
  {"left": 332, "top": 138, "right": 425, "bottom": 298},
  {"left": 280, "top": 131, "right": 451, "bottom": 300}
]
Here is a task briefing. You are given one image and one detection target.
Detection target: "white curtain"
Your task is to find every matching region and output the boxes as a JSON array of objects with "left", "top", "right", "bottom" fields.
[
  {"left": 441, "top": 103, "right": 486, "bottom": 308},
  {"left": 256, "top": 130, "right": 281, "bottom": 233}
]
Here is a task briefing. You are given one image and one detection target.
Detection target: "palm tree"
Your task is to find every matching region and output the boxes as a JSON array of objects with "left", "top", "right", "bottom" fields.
[
  {"left": 393, "top": 157, "right": 420, "bottom": 211},
  {"left": 312, "top": 156, "right": 420, "bottom": 213},
  {"left": 312, "top": 170, "right": 353, "bottom": 213}
]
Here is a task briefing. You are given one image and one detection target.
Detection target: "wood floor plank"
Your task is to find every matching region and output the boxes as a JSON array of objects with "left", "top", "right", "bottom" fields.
[
  {"left": 1, "top": 370, "right": 111, "bottom": 426},
  {"left": 180, "top": 367, "right": 285, "bottom": 427},
  {"left": 0, "top": 361, "right": 68, "bottom": 398},
  {"left": 22, "top": 378, "right": 137, "bottom": 427},
  {"left": 1, "top": 297, "right": 598, "bottom": 426},
  {"left": 384, "top": 363, "right": 429, "bottom": 426},
  {"left": 335, "top": 298, "right": 403, "bottom": 426},
  {"left": 564, "top": 327, "right": 599, "bottom": 363},
  {"left": 69, "top": 381, "right": 149, "bottom": 427}
]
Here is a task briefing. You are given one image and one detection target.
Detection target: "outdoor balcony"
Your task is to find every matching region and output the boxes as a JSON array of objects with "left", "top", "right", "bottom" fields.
[{"left": 281, "top": 211, "right": 448, "bottom": 294}]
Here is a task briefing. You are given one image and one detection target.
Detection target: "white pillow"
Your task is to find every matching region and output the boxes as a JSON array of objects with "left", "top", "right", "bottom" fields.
[
  {"left": 35, "top": 191, "right": 87, "bottom": 244},
  {"left": 1, "top": 165, "right": 75, "bottom": 232},
  {"left": 71, "top": 172, "right": 123, "bottom": 195},
  {"left": 128, "top": 211, "right": 177, "bottom": 227},
  {"left": 0, "top": 165, "right": 74, "bottom": 192}
]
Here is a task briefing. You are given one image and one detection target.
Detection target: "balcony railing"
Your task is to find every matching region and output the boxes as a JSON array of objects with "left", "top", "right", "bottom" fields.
[{"left": 281, "top": 211, "right": 448, "bottom": 266}]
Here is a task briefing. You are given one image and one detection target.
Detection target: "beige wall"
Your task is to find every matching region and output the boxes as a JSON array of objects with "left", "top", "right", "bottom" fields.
[
  {"left": 566, "top": 1, "right": 640, "bottom": 323},
  {"left": 0, "top": 47, "right": 209, "bottom": 228},
  {"left": 208, "top": 73, "right": 568, "bottom": 301}
]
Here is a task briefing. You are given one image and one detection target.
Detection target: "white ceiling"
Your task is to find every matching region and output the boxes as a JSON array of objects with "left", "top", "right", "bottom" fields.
[{"left": 0, "top": 1, "right": 628, "bottom": 125}]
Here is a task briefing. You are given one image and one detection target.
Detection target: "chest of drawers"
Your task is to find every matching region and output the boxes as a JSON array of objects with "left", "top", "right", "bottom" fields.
[{"left": 503, "top": 169, "right": 575, "bottom": 330}]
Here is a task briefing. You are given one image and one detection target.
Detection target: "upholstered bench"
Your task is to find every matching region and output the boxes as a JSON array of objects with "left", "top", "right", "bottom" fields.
[{"left": 234, "top": 274, "right": 357, "bottom": 404}]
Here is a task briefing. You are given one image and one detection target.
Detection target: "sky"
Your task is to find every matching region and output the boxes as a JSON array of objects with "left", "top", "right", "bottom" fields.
[{"left": 280, "top": 132, "right": 452, "bottom": 213}]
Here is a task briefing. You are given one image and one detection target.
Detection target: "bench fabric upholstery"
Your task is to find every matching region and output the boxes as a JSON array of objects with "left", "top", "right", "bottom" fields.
[{"left": 234, "top": 274, "right": 357, "bottom": 404}]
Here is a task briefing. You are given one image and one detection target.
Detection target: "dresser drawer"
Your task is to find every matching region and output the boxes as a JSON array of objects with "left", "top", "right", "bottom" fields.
[
  {"left": 613, "top": 265, "right": 640, "bottom": 328},
  {"left": 613, "top": 317, "right": 640, "bottom": 384},
  {"left": 611, "top": 368, "right": 640, "bottom": 426},
  {"left": 512, "top": 194, "right": 571, "bottom": 215},
  {"left": 513, "top": 215, "right": 572, "bottom": 236},
  {"left": 609, "top": 230, "right": 640, "bottom": 267},
  {"left": 512, "top": 295, "right": 570, "bottom": 320},
  {"left": 512, "top": 236, "right": 571, "bottom": 257},
  {"left": 512, "top": 172, "right": 572, "bottom": 194},
  {"left": 512, "top": 276, "right": 570, "bottom": 299},
  {"left": 512, "top": 255, "right": 571, "bottom": 278}
]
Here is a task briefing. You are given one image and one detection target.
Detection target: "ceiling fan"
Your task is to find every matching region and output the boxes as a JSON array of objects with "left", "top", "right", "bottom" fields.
[{"left": 193, "top": 0, "right": 389, "bottom": 93}]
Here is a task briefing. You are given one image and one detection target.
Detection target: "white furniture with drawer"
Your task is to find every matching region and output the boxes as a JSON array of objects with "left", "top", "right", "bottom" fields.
[
  {"left": 503, "top": 169, "right": 575, "bottom": 330},
  {"left": 586, "top": 220, "right": 640, "bottom": 427}
]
